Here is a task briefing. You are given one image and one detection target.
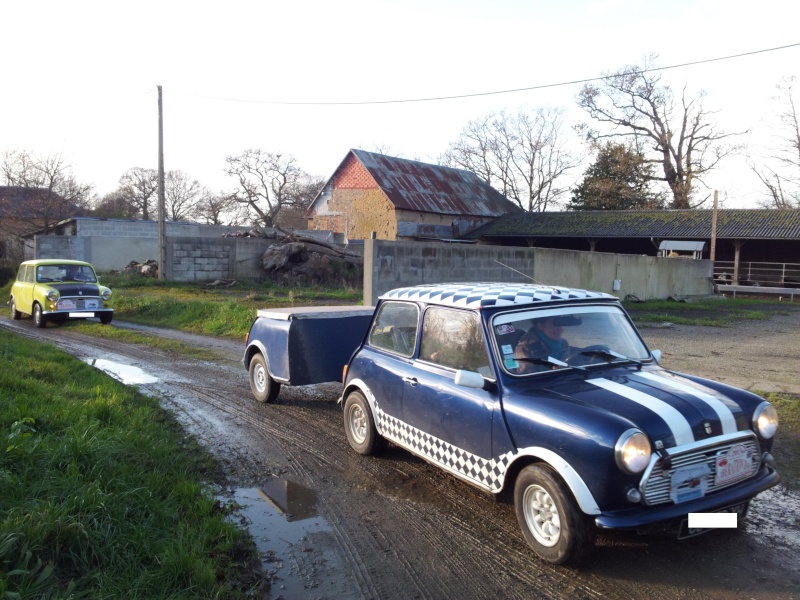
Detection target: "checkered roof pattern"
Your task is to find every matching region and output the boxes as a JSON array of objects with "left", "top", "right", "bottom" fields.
[{"left": 382, "top": 282, "right": 614, "bottom": 309}]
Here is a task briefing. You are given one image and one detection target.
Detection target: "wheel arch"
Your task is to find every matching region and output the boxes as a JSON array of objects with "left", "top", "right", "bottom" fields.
[
  {"left": 502, "top": 447, "right": 601, "bottom": 516},
  {"left": 243, "top": 341, "right": 268, "bottom": 372}
]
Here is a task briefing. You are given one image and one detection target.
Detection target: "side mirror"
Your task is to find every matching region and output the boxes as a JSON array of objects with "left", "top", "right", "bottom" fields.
[
  {"left": 454, "top": 369, "right": 485, "bottom": 389},
  {"left": 651, "top": 349, "right": 662, "bottom": 364}
]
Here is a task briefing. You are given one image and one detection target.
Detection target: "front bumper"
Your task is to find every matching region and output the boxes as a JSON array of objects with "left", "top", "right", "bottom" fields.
[{"left": 594, "top": 466, "right": 780, "bottom": 531}]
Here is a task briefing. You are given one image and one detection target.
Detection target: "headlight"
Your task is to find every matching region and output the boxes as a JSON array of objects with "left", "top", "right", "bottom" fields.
[
  {"left": 753, "top": 402, "right": 779, "bottom": 439},
  {"left": 615, "top": 429, "right": 652, "bottom": 474},
  {"left": 101, "top": 289, "right": 112, "bottom": 300},
  {"left": 46, "top": 290, "right": 59, "bottom": 302}
]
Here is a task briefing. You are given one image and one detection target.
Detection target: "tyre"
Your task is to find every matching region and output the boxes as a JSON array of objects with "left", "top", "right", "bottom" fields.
[
  {"left": 343, "top": 390, "right": 386, "bottom": 455},
  {"left": 514, "top": 464, "right": 595, "bottom": 565},
  {"left": 248, "top": 353, "right": 280, "bottom": 403},
  {"left": 99, "top": 313, "right": 113, "bottom": 325},
  {"left": 10, "top": 297, "right": 21, "bottom": 320},
  {"left": 33, "top": 303, "right": 47, "bottom": 328}
]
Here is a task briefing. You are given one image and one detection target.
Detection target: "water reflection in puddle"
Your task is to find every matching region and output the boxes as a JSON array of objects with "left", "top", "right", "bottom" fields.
[
  {"left": 226, "top": 479, "right": 339, "bottom": 599},
  {"left": 84, "top": 358, "right": 159, "bottom": 385}
]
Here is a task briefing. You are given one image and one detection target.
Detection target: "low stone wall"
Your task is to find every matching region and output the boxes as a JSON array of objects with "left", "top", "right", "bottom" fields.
[{"left": 363, "top": 240, "right": 713, "bottom": 305}]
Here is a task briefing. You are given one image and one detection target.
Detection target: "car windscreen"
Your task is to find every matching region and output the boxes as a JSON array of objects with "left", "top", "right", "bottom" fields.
[
  {"left": 491, "top": 305, "right": 650, "bottom": 375},
  {"left": 36, "top": 265, "right": 97, "bottom": 283}
]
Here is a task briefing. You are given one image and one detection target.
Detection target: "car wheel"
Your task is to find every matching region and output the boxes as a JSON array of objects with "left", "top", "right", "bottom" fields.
[
  {"left": 10, "top": 297, "right": 21, "bottom": 320},
  {"left": 514, "top": 464, "right": 595, "bottom": 565},
  {"left": 99, "top": 313, "right": 113, "bottom": 325},
  {"left": 248, "top": 353, "right": 280, "bottom": 403},
  {"left": 33, "top": 303, "right": 47, "bottom": 328},
  {"left": 343, "top": 390, "right": 386, "bottom": 455}
]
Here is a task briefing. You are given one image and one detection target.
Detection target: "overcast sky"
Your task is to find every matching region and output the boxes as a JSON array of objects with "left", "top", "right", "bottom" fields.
[{"left": 2, "top": 0, "right": 799, "bottom": 208}]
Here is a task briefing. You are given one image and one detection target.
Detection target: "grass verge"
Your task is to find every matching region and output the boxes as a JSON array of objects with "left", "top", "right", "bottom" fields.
[
  {"left": 763, "top": 392, "right": 800, "bottom": 491},
  {"left": 624, "top": 297, "right": 796, "bottom": 327},
  {"left": 0, "top": 328, "right": 263, "bottom": 598},
  {"left": 104, "top": 274, "right": 362, "bottom": 340}
]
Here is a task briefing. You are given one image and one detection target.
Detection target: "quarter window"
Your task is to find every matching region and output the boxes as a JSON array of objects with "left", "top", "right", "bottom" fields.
[
  {"left": 420, "top": 307, "right": 491, "bottom": 375},
  {"left": 368, "top": 301, "right": 419, "bottom": 357}
]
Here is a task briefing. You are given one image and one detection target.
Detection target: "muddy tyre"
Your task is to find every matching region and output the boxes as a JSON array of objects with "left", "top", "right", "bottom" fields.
[
  {"left": 514, "top": 464, "right": 595, "bottom": 565},
  {"left": 33, "top": 303, "right": 47, "bottom": 328},
  {"left": 249, "top": 353, "right": 280, "bottom": 403},
  {"left": 10, "top": 297, "right": 21, "bottom": 320},
  {"left": 343, "top": 390, "right": 386, "bottom": 455}
]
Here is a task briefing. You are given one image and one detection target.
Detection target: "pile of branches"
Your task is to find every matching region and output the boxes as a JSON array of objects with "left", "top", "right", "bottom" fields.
[
  {"left": 260, "top": 229, "right": 362, "bottom": 285},
  {"left": 123, "top": 259, "right": 159, "bottom": 277}
]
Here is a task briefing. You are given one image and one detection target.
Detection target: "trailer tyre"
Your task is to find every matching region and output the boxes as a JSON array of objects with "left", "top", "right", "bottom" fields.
[
  {"left": 343, "top": 390, "right": 386, "bottom": 455},
  {"left": 249, "top": 353, "right": 280, "bottom": 403}
]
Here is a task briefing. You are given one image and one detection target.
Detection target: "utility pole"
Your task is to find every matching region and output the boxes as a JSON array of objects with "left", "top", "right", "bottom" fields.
[{"left": 157, "top": 85, "right": 166, "bottom": 280}]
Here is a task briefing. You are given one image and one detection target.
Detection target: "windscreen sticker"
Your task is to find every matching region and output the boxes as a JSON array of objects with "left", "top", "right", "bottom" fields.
[
  {"left": 504, "top": 358, "right": 519, "bottom": 369},
  {"left": 501, "top": 344, "right": 514, "bottom": 355},
  {"left": 496, "top": 324, "right": 515, "bottom": 335}
]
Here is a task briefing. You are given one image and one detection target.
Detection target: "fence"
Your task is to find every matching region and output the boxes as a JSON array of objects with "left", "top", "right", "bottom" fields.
[{"left": 713, "top": 261, "right": 800, "bottom": 287}]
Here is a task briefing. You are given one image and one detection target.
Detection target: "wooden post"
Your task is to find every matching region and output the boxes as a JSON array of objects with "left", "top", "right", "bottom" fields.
[{"left": 710, "top": 191, "right": 718, "bottom": 261}]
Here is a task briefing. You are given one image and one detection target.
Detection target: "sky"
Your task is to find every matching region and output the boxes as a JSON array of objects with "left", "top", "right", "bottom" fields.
[{"left": 2, "top": 0, "right": 800, "bottom": 209}]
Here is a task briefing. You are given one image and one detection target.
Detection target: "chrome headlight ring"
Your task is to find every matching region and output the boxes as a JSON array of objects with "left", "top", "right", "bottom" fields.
[{"left": 615, "top": 429, "right": 652, "bottom": 474}]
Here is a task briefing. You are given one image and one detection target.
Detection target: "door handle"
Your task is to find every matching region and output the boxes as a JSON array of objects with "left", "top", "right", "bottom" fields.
[{"left": 402, "top": 376, "right": 418, "bottom": 386}]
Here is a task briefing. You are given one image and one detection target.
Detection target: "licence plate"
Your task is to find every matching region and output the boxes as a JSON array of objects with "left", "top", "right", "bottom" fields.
[
  {"left": 677, "top": 503, "right": 746, "bottom": 539},
  {"left": 715, "top": 444, "right": 753, "bottom": 486},
  {"left": 69, "top": 312, "right": 95, "bottom": 318}
]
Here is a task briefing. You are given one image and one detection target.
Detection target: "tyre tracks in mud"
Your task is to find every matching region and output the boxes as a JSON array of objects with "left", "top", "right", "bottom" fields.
[{"left": 4, "top": 317, "right": 799, "bottom": 600}]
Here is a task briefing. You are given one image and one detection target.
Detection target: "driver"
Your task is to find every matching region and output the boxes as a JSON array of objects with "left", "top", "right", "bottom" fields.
[{"left": 514, "top": 315, "right": 579, "bottom": 373}]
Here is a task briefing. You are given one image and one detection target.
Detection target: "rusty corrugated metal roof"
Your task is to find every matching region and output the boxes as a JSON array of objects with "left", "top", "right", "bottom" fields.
[
  {"left": 351, "top": 149, "right": 521, "bottom": 217},
  {"left": 465, "top": 209, "right": 800, "bottom": 240}
]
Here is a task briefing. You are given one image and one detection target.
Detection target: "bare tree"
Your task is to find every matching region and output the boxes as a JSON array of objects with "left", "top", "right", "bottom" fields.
[
  {"left": 748, "top": 76, "right": 800, "bottom": 209},
  {"left": 92, "top": 190, "right": 140, "bottom": 219},
  {"left": 1, "top": 150, "right": 92, "bottom": 229},
  {"left": 224, "top": 150, "right": 315, "bottom": 227},
  {"left": 164, "top": 170, "right": 203, "bottom": 221},
  {"left": 577, "top": 55, "right": 742, "bottom": 209},
  {"left": 442, "top": 108, "right": 580, "bottom": 212},
  {"left": 191, "top": 190, "right": 248, "bottom": 225},
  {"left": 116, "top": 167, "right": 158, "bottom": 220}
]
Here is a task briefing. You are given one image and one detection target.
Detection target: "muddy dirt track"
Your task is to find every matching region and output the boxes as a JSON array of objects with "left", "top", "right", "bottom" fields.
[{"left": 2, "top": 314, "right": 799, "bottom": 600}]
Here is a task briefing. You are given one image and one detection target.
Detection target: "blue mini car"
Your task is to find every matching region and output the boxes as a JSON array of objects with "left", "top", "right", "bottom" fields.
[{"left": 340, "top": 283, "right": 780, "bottom": 564}]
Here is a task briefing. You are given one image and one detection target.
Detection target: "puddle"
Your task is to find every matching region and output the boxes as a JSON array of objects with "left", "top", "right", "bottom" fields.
[
  {"left": 226, "top": 479, "right": 348, "bottom": 599},
  {"left": 84, "top": 358, "right": 159, "bottom": 385}
]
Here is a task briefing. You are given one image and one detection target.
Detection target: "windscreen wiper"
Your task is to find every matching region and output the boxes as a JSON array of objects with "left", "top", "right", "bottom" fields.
[{"left": 579, "top": 349, "right": 642, "bottom": 369}]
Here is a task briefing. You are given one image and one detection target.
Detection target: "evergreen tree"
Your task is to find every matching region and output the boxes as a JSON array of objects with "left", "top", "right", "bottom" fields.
[{"left": 569, "top": 143, "right": 665, "bottom": 210}]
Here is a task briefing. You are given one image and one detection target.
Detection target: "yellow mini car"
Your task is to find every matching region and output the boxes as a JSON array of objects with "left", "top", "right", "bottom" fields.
[{"left": 9, "top": 259, "right": 113, "bottom": 328}]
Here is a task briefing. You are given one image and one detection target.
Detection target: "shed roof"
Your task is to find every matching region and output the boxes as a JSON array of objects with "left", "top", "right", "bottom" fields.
[
  {"left": 324, "top": 150, "right": 522, "bottom": 218},
  {"left": 465, "top": 209, "right": 800, "bottom": 240}
]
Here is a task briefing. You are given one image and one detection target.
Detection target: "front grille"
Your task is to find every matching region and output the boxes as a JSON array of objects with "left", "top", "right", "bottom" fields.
[
  {"left": 640, "top": 433, "right": 761, "bottom": 505},
  {"left": 57, "top": 297, "right": 102, "bottom": 310}
]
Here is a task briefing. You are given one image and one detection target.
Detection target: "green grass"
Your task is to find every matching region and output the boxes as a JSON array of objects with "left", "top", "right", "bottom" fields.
[
  {"left": 0, "top": 329, "right": 261, "bottom": 598},
  {"left": 624, "top": 297, "right": 795, "bottom": 327},
  {"left": 103, "top": 274, "right": 362, "bottom": 340},
  {"left": 764, "top": 392, "right": 800, "bottom": 491}
]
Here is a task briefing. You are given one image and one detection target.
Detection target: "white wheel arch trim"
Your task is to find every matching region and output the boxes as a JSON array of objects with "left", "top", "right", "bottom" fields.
[
  {"left": 513, "top": 447, "right": 600, "bottom": 515},
  {"left": 342, "top": 379, "right": 600, "bottom": 515}
]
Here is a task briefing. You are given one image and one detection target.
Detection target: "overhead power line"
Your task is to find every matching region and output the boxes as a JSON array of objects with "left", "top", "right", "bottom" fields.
[{"left": 177, "top": 42, "right": 800, "bottom": 107}]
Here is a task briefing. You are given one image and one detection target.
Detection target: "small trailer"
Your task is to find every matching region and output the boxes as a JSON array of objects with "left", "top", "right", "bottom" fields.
[{"left": 243, "top": 305, "right": 374, "bottom": 403}]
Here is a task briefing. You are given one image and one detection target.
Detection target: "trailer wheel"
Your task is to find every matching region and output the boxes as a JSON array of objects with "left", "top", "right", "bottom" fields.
[{"left": 249, "top": 353, "right": 280, "bottom": 403}]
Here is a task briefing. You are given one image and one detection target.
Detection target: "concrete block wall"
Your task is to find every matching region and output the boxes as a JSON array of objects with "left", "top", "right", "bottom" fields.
[{"left": 364, "top": 240, "right": 713, "bottom": 305}]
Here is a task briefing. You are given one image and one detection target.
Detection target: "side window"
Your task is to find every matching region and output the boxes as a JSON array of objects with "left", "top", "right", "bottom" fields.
[
  {"left": 368, "top": 301, "right": 419, "bottom": 358},
  {"left": 24, "top": 266, "right": 34, "bottom": 283},
  {"left": 420, "top": 307, "right": 491, "bottom": 375},
  {"left": 17, "top": 266, "right": 27, "bottom": 282}
]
